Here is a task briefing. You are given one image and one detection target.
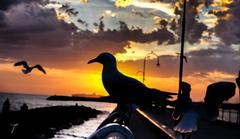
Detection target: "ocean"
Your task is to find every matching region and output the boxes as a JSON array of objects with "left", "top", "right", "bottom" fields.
[{"left": 0, "top": 92, "right": 116, "bottom": 139}]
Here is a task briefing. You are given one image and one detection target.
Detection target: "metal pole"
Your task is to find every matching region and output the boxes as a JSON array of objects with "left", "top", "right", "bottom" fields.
[
  {"left": 178, "top": 0, "right": 187, "bottom": 97},
  {"left": 142, "top": 51, "right": 160, "bottom": 84}
]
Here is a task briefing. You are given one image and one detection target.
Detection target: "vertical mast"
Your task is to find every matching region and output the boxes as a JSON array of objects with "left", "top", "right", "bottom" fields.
[{"left": 178, "top": 0, "right": 187, "bottom": 96}]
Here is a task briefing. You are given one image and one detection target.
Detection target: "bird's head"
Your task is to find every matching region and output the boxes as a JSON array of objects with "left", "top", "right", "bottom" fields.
[{"left": 88, "top": 52, "right": 116, "bottom": 66}]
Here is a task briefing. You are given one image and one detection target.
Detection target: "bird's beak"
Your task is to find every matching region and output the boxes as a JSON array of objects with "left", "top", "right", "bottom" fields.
[{"left": 88, "top": 58, "right": 97, "bottom": 64}]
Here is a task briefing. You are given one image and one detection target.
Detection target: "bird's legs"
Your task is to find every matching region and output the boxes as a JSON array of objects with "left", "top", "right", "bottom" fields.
[{"left": 97, "top": 103, "right": 134, "bottom": 129}]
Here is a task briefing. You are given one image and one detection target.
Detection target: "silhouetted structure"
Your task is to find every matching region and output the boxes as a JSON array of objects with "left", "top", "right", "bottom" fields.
[
  {"left": 236, "top": 70, "right": 240, "bottom": 124},
  {"left": 2, "top": 98, "right": 10, "bottom": 113},
  {"left": 236, "top": 71, "right": 240, "bottom": 88},
  {"left": 14, "top": 61, "right": 46, "bottom": 74},
  {"left": 88, "top": 52, "right": 176, "bottom": 125},
  {"left": 173, "top": 82, "right": 192, "bottom": 120},
  {"left": 0, "top": 105, "right": 101, "bottom": 139},
  {"left": 172, "top": 82, "right": 192, "bottom": 139},
  {"left": 173, "top": 81, "right": 235, "bottom": 138},
  {"left": 20, "top": 103, "right": 28, "bottom": 112}
]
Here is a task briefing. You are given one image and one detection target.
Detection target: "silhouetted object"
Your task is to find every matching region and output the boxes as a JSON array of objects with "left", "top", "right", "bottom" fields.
[
  {"left": 10, "top": 123, "right": 19, "bottom": 134},
  {"left": 173, "top": 82, "right": 192, "bottom": 139},
  {"left": 2, "top": 98, "right": 10, "bottom": 113},
  {"left": 88, "top": 123, "right": 134, "bottom": 139},
  {"left": 236, "top": 70, "right": 240, "bottom": 89},
  {"left": 88, "top": 52, "right": 176, "bottom": 107},
  {"left": 173, "top": 82, "right": 192, "bottom": 120},
  {"left": 88, "top": 52, "right": 177, "bottom": 126},
  {"left": 14, "top": 61, "right": 46, "bottom": 74},
  {"left": 173, "top": 81, "right": 235, "bottom": 134},
  {"left": 97, "top": 104, "right": 133, "bottom": 130},
  {"left": 20, "top": 103, "right": 28, "bottom": 112},
  {"left": 235, "top": 70, "right": 240, "bottom": 123},
  {"left": 176, "top": 53, "right": 188, "bottom": 63}
]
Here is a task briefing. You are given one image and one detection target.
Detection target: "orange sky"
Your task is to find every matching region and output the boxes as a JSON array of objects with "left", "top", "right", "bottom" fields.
[
  {"left": 0, "top": 0, "right": 239, "bottom": 103},
  {"left": 0, "top": 59, "right": 239, "bottom": 103}
]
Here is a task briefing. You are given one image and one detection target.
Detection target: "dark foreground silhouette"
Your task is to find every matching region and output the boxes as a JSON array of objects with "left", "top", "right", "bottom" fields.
[
  {"left": 88, "top": 52, "right": 176, "bottom": 108},
  {"left": 0, "top": 105, "right": 101, "bottom": 139},
  {"left": 172, "top": 81, "right": 236, "bottom": 139},
  {"left": 87, "top": 52, "right": 178, "bottom": 129},
  {"left": 14, "top": 61, "right": 46, "bottom": 74}
]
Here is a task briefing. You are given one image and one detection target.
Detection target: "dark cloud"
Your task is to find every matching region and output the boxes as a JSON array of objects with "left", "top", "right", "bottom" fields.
[
  {"left": 0, "top": 0, "right": 239, "bottom": 76},
  {"left": 209, "top": 2, "right": 240, "bottom": 45},
  {"left": 188, "top": 45, "right": 235, "bottom": 57},
  {"left": 59, "top": 4, "right": 79, "bottom": 16},
  {"left": 170, "top": 0, "right": 208, "bottom": 44},
  {"left": 0, "top": 0, "right": 45, "bottom": 10},
  {"left": 0, "top": 0, "right": 21, "bottom": 10},
  {"left": 0, "top": 11, "right": 6, "bottom": 28},
  {"left": 0, "top": 1, "right": 130, "bottom": 69},
  {"left": 0, "top": 2, "right": 77, "bottom": 48},
  {"left": 78, "top": 20, "right": 176, "bottom": 45},
  {"left": 185, "top": 45, "right": 240, "bottom": 76}
]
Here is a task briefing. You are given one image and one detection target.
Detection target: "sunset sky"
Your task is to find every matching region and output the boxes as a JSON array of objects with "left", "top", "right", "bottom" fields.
[{"left": 0, "top": 0, "right": 239, "bottom": 102}]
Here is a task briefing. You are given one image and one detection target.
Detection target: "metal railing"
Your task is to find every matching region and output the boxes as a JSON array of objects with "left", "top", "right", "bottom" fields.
[{"left": 218, "top": 104, "right": 240, "bottom": 124}]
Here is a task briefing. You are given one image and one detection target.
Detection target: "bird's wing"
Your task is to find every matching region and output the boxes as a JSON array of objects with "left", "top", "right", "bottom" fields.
[
  {"left": 14, "top": 61, "right": 29, "bottom": 68},
  {"left": 103, "top": 72, "right": 149, "bottom": 101},
  {"left": 33, "top": 65, "right": 46, "bottom": 74},
  {"left": 105, "top": 72, "right": 174, "bottom": 103},
  {"left": 173, "top": 112, "right": 199, "bottom": 133},
  {"left": 148, "top": 88, "right": 178, "bottom": 99},
  {"left": 111, "top": 73, "right": 147, "bottom": 94}
]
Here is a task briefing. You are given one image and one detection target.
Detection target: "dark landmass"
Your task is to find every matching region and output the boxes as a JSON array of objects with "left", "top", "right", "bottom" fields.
[
  {"left": 47, "top": 95, "right": 240, "bottom": 111},
  {"left": 47, "top": 95, "right": 115, "bottom": 103},
  {"left": 0, "top": 105, "right": 102, "bottom": 139}
]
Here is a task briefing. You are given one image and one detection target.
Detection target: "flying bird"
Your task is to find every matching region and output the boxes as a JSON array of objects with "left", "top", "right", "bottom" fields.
[
  {"left": 88, "top": 52, "right": 176, "bottom": 107},
  {"left": 173, "top": 81, "right": 235, "bottom": 134},
  {"left": 14, "top": 61, "right": 46, "bottom": 74}
]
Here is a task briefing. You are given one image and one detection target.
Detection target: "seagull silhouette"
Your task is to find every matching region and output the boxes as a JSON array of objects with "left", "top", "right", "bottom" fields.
[
  {"left": 14, "top": 61, "right": 46, "bottom": 74},
  {"left": 88, "top": 52, "right": 176, "bottom": 106},
  {"left": 173, "top": 81, "right": 235, "bottom": 133}
]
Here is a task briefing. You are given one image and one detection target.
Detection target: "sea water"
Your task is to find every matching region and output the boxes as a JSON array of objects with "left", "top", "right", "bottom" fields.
[{"left": 0, "top": 92, "right": 116, "bottom": 139}]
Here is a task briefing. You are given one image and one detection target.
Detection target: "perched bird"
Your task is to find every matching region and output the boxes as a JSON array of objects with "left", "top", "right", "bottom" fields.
[
  {"left": 14, "top": 61, "right": 46, "bottom": 74},
  {"left": 173, "top": 81, "right": 235, "bottom": 134},
  {"left": 88, "top": 52, "right": 176, "bottom": 106}
]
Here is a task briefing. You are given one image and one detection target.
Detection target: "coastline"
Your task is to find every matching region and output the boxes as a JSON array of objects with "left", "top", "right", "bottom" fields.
[{"left": 0, "top": 105, "right": 102, "bottom": 139}]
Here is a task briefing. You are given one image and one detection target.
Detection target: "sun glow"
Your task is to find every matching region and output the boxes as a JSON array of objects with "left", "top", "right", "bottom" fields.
[
  {"left": 115, "top": 0, "right": 133, "bottom": 8},
  {"left": 0, "top": 63, "right": 107, "bottom": 96},
  {"left": 56, "top": 10, "right": 71, "bottom": 23}
]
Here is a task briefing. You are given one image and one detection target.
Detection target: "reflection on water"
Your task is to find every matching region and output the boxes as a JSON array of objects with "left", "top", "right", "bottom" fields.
[
  {"left": 53, "top": 113, "right": 110, "bottom": 139},
  {"left": 0, "top": 93, "right": 116, "bottom": 139}
]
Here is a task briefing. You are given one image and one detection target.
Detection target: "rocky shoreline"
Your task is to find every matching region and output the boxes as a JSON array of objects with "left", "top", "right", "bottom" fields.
[{"left": 0, "top": 105, "right": 102, "bottom": 139}]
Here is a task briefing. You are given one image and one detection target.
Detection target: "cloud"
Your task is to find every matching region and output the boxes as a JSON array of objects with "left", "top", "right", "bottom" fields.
[
  {"left": 0, "top": 0, "right": 22, "bottom": 10},
  {"left": 187, "top": 45, "right": 235, "bottom": 57},
  {"left": 80, "top": 20, "right": 176, "bottom": 44},
  {"left": 169, "top": 0, "right": 208, "bottom": 44},
  {"left": 0, "top": 0, "right": 239, "bottom": 75},
  {"left": 0, "top": 2, "right": 77, "bottom": 48},
  {"left": 210, "top": 3, "right": 240, "bottom": 45},
  {"left": 185, "top": 45, "right": 240, "bottom": 76}
]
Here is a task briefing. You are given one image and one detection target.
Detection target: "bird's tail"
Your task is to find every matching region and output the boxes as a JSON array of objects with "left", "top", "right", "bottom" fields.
[{"left": 149, "top": 88, "right": 178, "bottom": 99}]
